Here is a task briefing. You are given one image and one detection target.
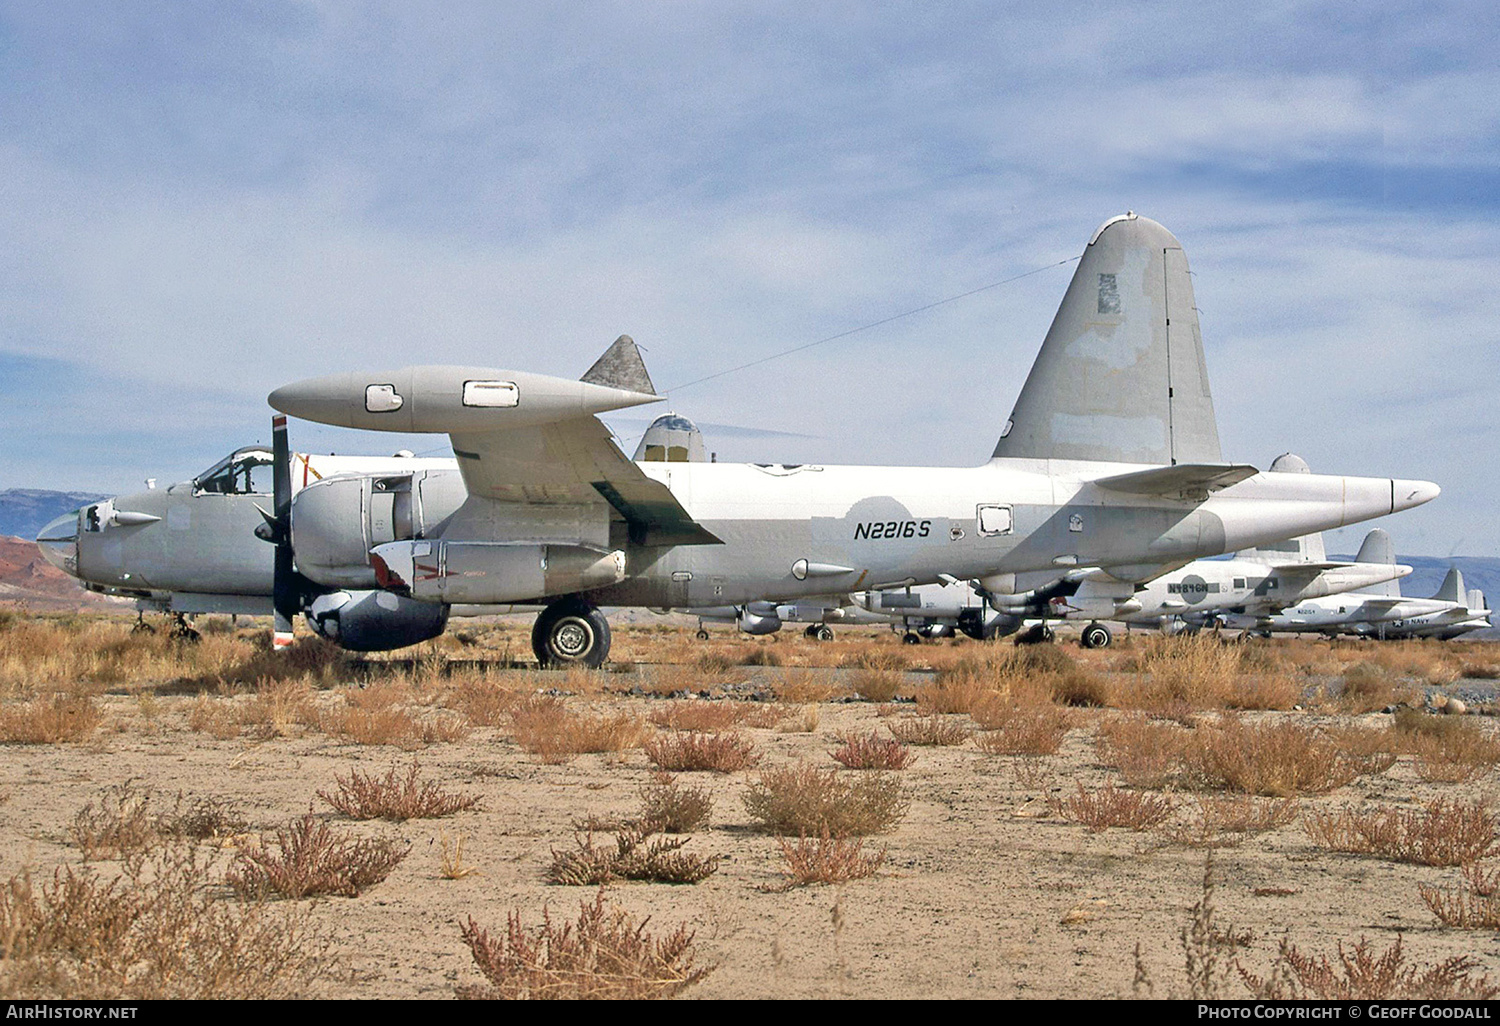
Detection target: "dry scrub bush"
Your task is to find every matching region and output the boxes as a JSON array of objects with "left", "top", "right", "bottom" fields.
[
  {"left": 1179, "top": 716, "right": 1378, "bottom": 796},
  {"left": 1118, "top": 635, "right": 1296, "bottom": 713},
  {"left": 777, "top": 704, "right": 821, "bottom": 733},
  {"left": 886, "top": 714, "right": 971, "bottom": 747},
  {"left": 644, "top": 730, "right": 760, "bottom": 773},
  {"left": 0, "top": 844, "right": 334, "bottom": 999},
  {"left": 227, "top": 814, "right": 409, "bottom": 899},
  {"left": 1051, "top": 782, "right": 1175, "bottom": 832},
  {"left": 1334, "top": 661, "right": 1416, "bottom": 713},
  {"left": 69, "top": 784, "right": 247, "bottom": 860},
  {"left": 770, "top": 668, "right": 842, "bottom": 704},
  {"left": 694, "top": 651, "right": 739, "bottom": 677},
  {"left": 319, "top": 760, "right": 480, "bottom": 821},
  {"left": 647, "top": 701, "right": 746, "bottom": 731},
  {"left": 851, "top": 668, "right": 903, "bottom": 703},
  {"left": 442, "top": 677, "right": 520, "bottom": 726},
  {"left": 743, "top": 764, "right": 908, "bottom": 836},
  {"left": 737, "top": 645, "right": 782, "bottom": 667},
  {"left": 1420, "top": 864, "right": 1500, "bottom": 929},
  {"left": 439, "top": 831, "right": 481, "bottom": 880},
  {"left": 1241, "top": 935, "right": 1498, "bottom": 1000},
  {"left": 1156, "top": 795, "right": 1298, "bottom": 848},
  {"left": 0, "top": 694, "right": 100, "bottom": 744},
  {"left": 508, "top": 697, "right": 648, "bottom": 763},
  {"left": 637, "top": 775, "right": 712, "bottom": 833},
  {"left": 1302, "top": 799, "right": 1500, "bottom": 866},
  {"left": 457, "top": 889, "right": 714, "bottom": 999},
  {"left": 1392, "top": 709, "right": 1500, "bottom": 783},
  {"left": 1096, "top": 714, "right": 1186, "bottom": 789},
  {"left": 830, "top": 731, "right": 915, "bottom": 770},
  {"left": 971, "top": 700, "right": 1074, "bottom": 756},
  {"left": 547, "top": 825, "right": 721, "bottom": 885},
  {"left": 843, "top": 647, "right": 912, "bottom": 672},
  {"left": 775, "top": 829, "right": 886, "bottom": 888}
]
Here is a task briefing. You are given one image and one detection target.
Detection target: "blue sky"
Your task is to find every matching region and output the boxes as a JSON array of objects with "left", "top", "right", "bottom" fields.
[{"left": 2, "top": 1, "right": 1496, "bottom": 555}]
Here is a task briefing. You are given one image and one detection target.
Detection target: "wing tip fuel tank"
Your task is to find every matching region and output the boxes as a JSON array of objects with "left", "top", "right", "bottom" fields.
[{"left": 269, "top": 366, "right": 659, "bottom": 433}]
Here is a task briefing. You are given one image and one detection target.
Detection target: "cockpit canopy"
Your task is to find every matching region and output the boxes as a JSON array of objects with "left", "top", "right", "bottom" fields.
[{"left": 194, "top": 447, "right": 274, "bottom": 495}]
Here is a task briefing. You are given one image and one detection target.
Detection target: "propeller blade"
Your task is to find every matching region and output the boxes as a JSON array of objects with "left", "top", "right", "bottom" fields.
[{"left": 271, "top": 414, "right": 298, "bottom": 650}]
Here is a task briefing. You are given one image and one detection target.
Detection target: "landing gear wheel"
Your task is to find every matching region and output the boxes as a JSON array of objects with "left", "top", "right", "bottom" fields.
[
  {"left": 695, "top": 629, "right": 710, "bottom": 641},
  {"left": 532, "top": 598, "right": 611, "bottom": 669},
  {"left": 1016, "top": 624, "right": 1055, "bottom": 645},
  {"left": 902, "top": 631, "right": 922, "bottom": 645},
  {"left": 170, "top": 613, "right": 201, "bottom": 643},
  {"left": 804, "top": 624, "right": 820, "bottom": 639},
  {"left": 1080, "top": 623, "right": 1112, "bottom": 650},
  {"left": 813, "top": 625, "right": 834, "bottom": 642}
]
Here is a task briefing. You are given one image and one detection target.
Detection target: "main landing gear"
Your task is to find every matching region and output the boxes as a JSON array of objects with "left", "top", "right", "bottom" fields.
[
  {"left": 532, "top": 596, "right": 611, "bottom": 668},
  {"left": 1079, "top": 622, "right": 1112, "bottom": 650},
  {"left": 1015, "top": 623, "right": 1056, "bottom": 645},
  {"left": 804, "top": 624, "right": 834, "bottom": 642}
]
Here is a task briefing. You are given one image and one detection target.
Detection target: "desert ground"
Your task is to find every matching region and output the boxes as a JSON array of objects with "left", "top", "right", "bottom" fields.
[{"left": 3, "top": 609, "right": 1500, "bottom": 1000}]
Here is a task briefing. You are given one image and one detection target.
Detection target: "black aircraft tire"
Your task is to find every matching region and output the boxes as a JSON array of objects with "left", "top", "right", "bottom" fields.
[
  {"left": 1081, "top": 623, "right": 1112, "bottom": 649},
  {"left": 902, "top": 632, "right": 922, "bottom": 645},
  {"left": 814, "top": 625, "right": 834, "bottom": 642},
  {"left": 532, "top": 599, "right": 611, "bottom": 669},
  {"left": 696, "top": 629, "right": 710, "bottom": 641}
]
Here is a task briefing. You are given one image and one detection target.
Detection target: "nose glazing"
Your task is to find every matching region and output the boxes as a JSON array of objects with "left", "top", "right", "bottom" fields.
[{"left": 35, "top": 512, "right": 80, "bottom": 576}]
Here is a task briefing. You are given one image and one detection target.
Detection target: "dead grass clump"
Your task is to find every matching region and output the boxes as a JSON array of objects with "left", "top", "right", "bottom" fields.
[
  {"left": 886, "top": 714, "right": 971, "bottom": 747},
  {"left": 1051, "top": 782, "right": 1176, "bottom": 833},
  {"left": 239, "top": 677, "right": 316, "bottom": 739},
  {"left": 227, "top": 814, "right": 410, "bottom": 899},
  {"left": 694, "top": 651, "right": 738, "bottom": 677},
  {"left": 1179, "top": 716, "right": 1372, "bottom": 796},
  {"left": 775, "top": 829, "right": 886, "bottom": 888},
  {"left": 457, "top": 889, "right": 714, "bottom": 999},
  {"left": 1336, "top": 661, "right": 1416, "bottom": 712},
  {"left": 1392, "top": 709, "right": 1500, "bottom": 783},
  {"left": 776, "top": 704, "right": 821, "bottom": 733},
  {"left": 156, "top": 793, "right": 248, "bottom": 842},
  {"left": 0, "top": 694, "right": 101, "bottom": 744},
  {"left": 647, "top": 701, "right": 745, "bottom": 732},
  {"left": 972, "top": 700, "right": 1074, "bottom": 756},
  {"left": 186, "top": 694, "right": 241, "bottom": 739},
  {"left": 743, "top": 764, "right": 908, "bottom": 836},
  {"left": 1118, "top": 635, "right": 1287, "bottom": 712},
  {"left": 1096, "top": 715, "right": 1187, "bottom": 789},
  {"left": 1302, "top": 798, "right": 1500, "bottom": 866},
  {"left": 508, "top": 698, "right": 649, "bottom": 763},
  {"left": 318, "top": 760, "right": 481, "bottom": 821},
  {"left": 0, "top": 844, "right": 334, "bottom": 999},
  {"left": 644, "top": 731, "right": 760, "bottom": 773},
  {"left": 851, "top": 668, "right": 903, "bottom": 703},
  {"left": 770, "top": 668, "right": 842, "bottom": 704},
  {"left": 637, "top": 774, "right": 712, "bottom": 833},
  {"left": 916, "top": 664, "right": 997, "bottom": 715},
  {"left": 843, "top": 647, "right": 912, "bottom": 672},
  {"left": 442, "top": 678, "right": 520, "bottom": 727},
  {"left": 1242, "top": 935, "right": 1498, "bottom": 1000},
  {"left": 737, "top": 645, "right": 782, "bottom": 667},
  {"left": 830, "top": 731, "right": 915, "bottom": 770},
  {"left": 546, "top": 825, "right": 721, "bottom": 885}
]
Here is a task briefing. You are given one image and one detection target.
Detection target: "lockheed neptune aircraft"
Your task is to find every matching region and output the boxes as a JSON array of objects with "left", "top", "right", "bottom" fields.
[{"left": 247, "top": 213, "right": 1437, "bottom": 665}]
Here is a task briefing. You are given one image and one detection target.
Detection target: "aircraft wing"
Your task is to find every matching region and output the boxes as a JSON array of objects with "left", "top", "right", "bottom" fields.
[
  {"left": 450, "top": 418, "right": 722, "bottom": 547},
  {"left": 1093, "top": 464, "right": 1259, "bottom": 500}
]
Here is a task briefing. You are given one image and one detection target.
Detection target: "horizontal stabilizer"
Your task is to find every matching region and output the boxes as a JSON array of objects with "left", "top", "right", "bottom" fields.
[{"left": 1094, "top": 463, "right": 1258, "bottom": 500}]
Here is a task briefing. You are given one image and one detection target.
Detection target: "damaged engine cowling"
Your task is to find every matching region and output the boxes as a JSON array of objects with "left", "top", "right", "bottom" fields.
[
  {"left": 291, "top": 469, "right": 467, "bottom": 588},
  {"left": 304, "top": 590, "right": 449, "bottom": 652},
  {"left": 736, "top": 602, "right": 782, "bottom": 635}
]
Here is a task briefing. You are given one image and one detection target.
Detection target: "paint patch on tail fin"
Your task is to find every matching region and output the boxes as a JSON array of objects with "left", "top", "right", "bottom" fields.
[
  {"left": 993, "top": 213, "right": 1221, "bottom": 465},
  {"left": 581, "top": 335, "right": 656, "bottom": 395}
]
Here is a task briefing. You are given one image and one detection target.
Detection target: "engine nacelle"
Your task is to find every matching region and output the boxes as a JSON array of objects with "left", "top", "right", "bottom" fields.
[
  {"left": 292, "top": 469, "right": 467, "bottom": 588},
  {"left": 371, "top": 539, "right": 626, "bottom": 604},
  {"left": 304, "top": 590, "right": 449, "bottom": 652},
  {"left": 737, "top": 602, "right": 783, "bottom": 635}
]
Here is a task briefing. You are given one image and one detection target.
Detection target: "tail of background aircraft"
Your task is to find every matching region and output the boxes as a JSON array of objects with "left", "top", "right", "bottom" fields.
[
  {"left": 1354, "top": 528, "right": 1402, "bottom": 598},
  {"left": 992, "top": 212, "right": 1221, "bottom": 466},
  {"left": 1434, "top": 567, "right": 1466, "bottom": 604}
]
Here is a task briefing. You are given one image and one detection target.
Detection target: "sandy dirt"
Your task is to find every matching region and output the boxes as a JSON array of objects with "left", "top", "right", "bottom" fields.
[{"left": 3, "top": 633, "right": 1500, "bottom": 1000}]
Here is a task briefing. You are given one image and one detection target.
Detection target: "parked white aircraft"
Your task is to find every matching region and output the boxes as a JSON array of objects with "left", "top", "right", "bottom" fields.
[{"left": 266, "top": 213, "right": 1438, "bottom": 666}]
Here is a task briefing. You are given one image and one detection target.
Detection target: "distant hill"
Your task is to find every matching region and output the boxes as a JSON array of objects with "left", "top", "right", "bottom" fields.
[
  {"left": 0, "top": 489, "right": 105, "bottom": 540},
  {"left": 1331, "top": 552, "right": 1499, "bottom": 641}
]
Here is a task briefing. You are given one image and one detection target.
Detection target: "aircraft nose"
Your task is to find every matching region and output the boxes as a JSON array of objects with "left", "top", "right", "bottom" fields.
[
  {"left": 1392, "top": 479, "right": 1440, "bottom": 513},
  {"left": 35, "top": 512, "right": 80, "bottom": 576}
]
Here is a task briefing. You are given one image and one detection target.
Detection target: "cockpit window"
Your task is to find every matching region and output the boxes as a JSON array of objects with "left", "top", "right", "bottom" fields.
[{"left": 195, "top": 449, "right": 274, "bottom": 495}]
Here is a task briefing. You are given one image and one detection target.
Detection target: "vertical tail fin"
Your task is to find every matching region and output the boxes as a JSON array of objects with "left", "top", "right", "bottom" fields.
[
  {"left": 1467, "top": 589, "right": 1488, "bottom": 614},
  {"left": 1354, "top": 528, "right": 1402, "bottom": 598},
  {"left": 1433, "top": 567, "right": 1466, "bottom": 604},
  {"left": 992, "top": 213, "right": 1221, "bottom": 465}
]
